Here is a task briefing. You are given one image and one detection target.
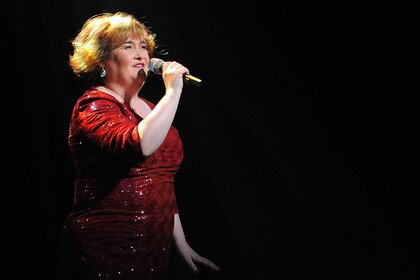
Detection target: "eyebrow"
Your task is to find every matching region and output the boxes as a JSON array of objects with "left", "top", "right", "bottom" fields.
[{"left": 124, "top": 39, "right": 147, "bottom": 44}]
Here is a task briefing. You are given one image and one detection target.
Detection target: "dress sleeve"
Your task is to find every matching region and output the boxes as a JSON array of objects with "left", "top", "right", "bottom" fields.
[{"left": 74, "top": 95, "right": 143, "bottom": 160}]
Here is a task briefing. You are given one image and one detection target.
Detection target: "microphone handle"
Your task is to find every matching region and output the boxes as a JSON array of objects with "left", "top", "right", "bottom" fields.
[{"left": 184, "top": 74, "right": 202, "bottom": 87}]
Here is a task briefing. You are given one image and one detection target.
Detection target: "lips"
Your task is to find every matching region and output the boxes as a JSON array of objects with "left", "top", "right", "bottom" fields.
[{"left": 134, "top": 62, "right": 145, "bottom": 68}]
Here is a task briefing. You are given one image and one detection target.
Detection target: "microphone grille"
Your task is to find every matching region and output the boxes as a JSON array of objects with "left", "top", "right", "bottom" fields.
[{"left": 148, "top": 58, "right": 164, "bottom": 74}]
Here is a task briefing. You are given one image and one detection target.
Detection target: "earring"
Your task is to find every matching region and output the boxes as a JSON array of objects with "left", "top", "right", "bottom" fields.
[{"left": 100, "top": 67, "right": 107, "bottom": 78}]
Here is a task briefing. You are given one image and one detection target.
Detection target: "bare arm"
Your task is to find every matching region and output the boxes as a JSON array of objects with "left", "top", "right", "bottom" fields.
[
  {"left": 137, "top": 61, "right": 186, "bottom": 156},
  {"left": 173, "top": 213, "right": 221, "bottom": 274}
]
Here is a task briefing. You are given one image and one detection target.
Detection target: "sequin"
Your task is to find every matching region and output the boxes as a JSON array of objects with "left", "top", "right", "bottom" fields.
[{"left": 60, "top": 88, "right": 183, "bottom": 280}]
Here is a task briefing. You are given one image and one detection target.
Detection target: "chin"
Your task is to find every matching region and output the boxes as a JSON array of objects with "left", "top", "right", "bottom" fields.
[
  {"left": 137, "top": 69, "right": 147, "bottom": 78},
  {"left": 133, "top": 70, "right": 146, "bottom": 83}
]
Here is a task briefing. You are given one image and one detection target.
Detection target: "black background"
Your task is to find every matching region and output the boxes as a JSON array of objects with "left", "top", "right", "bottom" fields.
[{"left": 3, "top": 1, "right": 419, "bottom": 279}]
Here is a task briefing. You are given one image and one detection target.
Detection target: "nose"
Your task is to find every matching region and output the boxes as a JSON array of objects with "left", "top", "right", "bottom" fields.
[
  {"left": 134, "top": 50, "right": 142, "bottom": 60},
  {"left": 135, "top": 46, "right": 147, "bottom": 60}
]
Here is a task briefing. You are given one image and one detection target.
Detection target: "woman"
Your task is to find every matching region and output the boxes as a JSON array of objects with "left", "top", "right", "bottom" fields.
[{"left": 59, "top": 11, "right": 220, "bottom": 280}]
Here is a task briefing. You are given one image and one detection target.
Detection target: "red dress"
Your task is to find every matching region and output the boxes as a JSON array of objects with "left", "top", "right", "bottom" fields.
[{"left": 60, "top": 88, "right": 183, "bottom": 280}]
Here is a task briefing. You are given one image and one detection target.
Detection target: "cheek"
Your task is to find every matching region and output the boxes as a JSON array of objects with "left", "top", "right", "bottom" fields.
[{"left": 113, "top": 50, "right": 131, "bottom": 63}]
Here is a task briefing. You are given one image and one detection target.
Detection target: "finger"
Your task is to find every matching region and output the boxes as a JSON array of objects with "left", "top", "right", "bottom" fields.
[
  {"left": 186, "top": 258, "right": 199, "bottom": 274},
  {"left": 195, "top": 256, "right": 221, "bottom": 271}
]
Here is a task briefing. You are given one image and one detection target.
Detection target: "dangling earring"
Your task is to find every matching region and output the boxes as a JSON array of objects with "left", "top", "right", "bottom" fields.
[{"left": 100, "top": 67, "right": 107, "bottom": 78}]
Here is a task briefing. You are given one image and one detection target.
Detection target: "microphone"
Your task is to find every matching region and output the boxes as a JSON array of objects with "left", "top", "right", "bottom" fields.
[{"left": 148, "top": 58, "right": 202, "bottom": 87}]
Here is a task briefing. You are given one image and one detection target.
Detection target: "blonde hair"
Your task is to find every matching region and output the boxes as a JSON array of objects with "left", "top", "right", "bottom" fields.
[{"left": 69, "top": 12, "right": 156, "bottom": 82}]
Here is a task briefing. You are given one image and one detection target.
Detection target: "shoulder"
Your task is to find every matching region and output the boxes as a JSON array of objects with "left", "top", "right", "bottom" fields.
[
  {"left": 73, "top": 87, "right": 124, "bottom": 114},
  {"left": 77, "top": 87, "right": 118, "bottom": 103},
  {"left": 77, "top": 88, "right": 121, "bottom": 106}
]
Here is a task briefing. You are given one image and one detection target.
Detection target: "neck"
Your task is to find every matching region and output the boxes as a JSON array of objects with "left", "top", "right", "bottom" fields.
[
  {"left": 95, "top": 85, "right": 121, "bottom": 103},
  {"left": 98, "top": 80, "right": 143, "bottom": 104}
]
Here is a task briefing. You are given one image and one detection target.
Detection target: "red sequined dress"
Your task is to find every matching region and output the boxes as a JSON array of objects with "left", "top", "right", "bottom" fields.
[{"left": 60, "top": 88, "right": 183, "bottom": 280}]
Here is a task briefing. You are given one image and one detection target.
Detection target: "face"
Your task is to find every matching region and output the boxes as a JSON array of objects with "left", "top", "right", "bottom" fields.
[{"left": 103, "top": 38, "right": 150, "bottom": 87}]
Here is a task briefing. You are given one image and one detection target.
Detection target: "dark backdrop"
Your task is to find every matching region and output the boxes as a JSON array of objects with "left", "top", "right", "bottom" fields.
[{"left": 3, "top": 1, "right": 418, "bottom": 279}]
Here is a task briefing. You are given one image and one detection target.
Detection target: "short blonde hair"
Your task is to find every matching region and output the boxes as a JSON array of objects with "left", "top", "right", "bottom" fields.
[{"left": 69, "top": 12, "right": 156, "bottom": 82}]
